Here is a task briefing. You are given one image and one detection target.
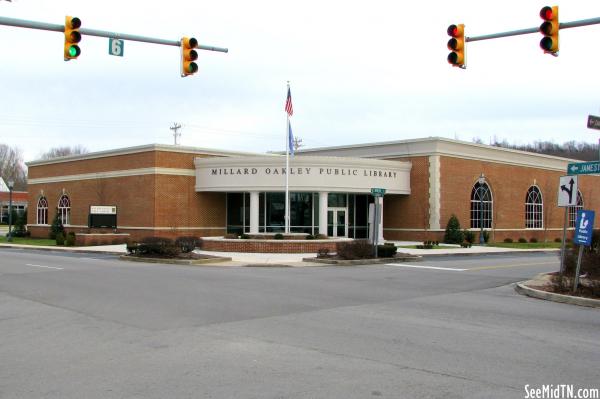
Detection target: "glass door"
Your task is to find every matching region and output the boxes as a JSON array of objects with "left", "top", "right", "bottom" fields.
[{"left": 327, "top": 207, "right": 348, "bottom": 237}]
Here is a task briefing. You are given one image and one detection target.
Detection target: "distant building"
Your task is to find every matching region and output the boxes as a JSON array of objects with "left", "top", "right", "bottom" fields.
[
  {"left": 25, "top": 137, "right": 599, "bottom": 242},
  {"left": 0, "top": 178, "right": 27, "bottom": 224}
]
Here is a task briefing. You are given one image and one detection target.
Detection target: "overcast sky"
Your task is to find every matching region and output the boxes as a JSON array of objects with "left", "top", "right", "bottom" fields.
[{"left": 1, "top": 0, "right": 599, "bottom": 162}]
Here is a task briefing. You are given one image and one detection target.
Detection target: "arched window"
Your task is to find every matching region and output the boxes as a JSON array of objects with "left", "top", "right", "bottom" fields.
[
  {"left": 58, "top": 194, "right": 71, "bottom": 225},
  {"left": 470, "top": 181, "right": 493, "bottom": 229},
  {"left": 525, "top": 186, "right": 543, "bottom": 229},
  {"left": 37, "top": 197, "right": 48, "bottom": 225},
  {"left": 568, "top": 191, "right": 584, "bottom": 228}
]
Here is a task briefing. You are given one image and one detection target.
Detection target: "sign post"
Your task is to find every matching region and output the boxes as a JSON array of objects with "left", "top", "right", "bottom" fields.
[
  {"left": 557, "top": 175, "right": 578, "bottom": 275},
  {"left": 371, "top": 188, "right": 386, "bottom": 258},
  {"left": 572, "top": 210, "right": 595, "bottom": 292},
  {"left": 589, "top": 115, "right": 600, "bottom": 160}
]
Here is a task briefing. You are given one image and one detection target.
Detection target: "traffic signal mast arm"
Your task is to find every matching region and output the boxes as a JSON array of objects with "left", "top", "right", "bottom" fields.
[
  {"left": 0, "top": 16, "right": 228, "bottom": 52},
  {"left": 464, "top": 16, "right": 600, "bottom": 43}
]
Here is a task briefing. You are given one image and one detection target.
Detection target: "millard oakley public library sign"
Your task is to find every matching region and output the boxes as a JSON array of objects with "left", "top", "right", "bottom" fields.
[{"left": 194, "top": 155, "right": 412, "bottom": 194}]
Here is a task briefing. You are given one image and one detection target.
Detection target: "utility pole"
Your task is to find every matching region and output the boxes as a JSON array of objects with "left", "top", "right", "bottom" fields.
[{"left": 170, "top": 123, "right": 182, "bottom": 145}]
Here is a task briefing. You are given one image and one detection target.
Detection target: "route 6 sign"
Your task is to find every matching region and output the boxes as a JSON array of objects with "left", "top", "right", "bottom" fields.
[
  {"left": 557, "top": 175, "right": 578, "bottom": 207},
  {"left": 109, "top": 38, "right": 124, "bottom": 57}
]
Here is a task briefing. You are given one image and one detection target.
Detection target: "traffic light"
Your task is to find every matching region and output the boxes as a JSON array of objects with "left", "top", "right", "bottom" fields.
[
  {"left": 447, "top": 24, "right": 465, "bottom": 68},
  {"left": 539, "top": 6, "right": 559, "bottom": 54},
  {"left": 181, "top": 37, "right": 199, "bottom": 77},
  {"left": 64, "top": 16, "right": 81, "bottom": 61}
]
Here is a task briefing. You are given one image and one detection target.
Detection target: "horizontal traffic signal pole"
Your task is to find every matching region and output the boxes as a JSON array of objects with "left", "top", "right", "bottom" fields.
[
  {"left": 0, "top": 16, "right": 228, "bottom": 53},
  {"left": 466, "top": 16, "right": 600, "bottom": 43}
]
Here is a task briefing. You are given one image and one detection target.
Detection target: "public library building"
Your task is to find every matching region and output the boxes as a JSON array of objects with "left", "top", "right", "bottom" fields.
[{"left": 26, "top": 137, "right": 599, "bottom": 242}]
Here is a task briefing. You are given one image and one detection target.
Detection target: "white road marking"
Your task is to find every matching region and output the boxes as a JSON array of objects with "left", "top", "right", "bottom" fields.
[
  {"left": 25, "top": 264, "right": 64, "bottom": 270},
  {"left": 386, "top": 264, "right": 467, "bottom": 272}
]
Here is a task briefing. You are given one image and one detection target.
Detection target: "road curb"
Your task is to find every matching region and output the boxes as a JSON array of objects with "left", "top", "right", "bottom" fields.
[
  {"left": 514, "top": 281, "right": 600, "bottom": 308},
  {"left": 418, "top": 249, "right": 560, "bottom": 258},
  {"left": 302, "top": 255, "right": 422, "bottom": 266},
  {"left": 0, "top": 243, "right": 124, "bottom": 256},
  {"left": 119, "top": 255, "right": 232, "bottom": 266}
]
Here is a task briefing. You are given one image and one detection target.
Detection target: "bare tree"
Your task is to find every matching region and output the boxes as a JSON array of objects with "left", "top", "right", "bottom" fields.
[
  {"left": 0, "top": 144, "right": 27, "bottom": 191},
  {"left": 39, "top": 145, "right": 88, "bottom": 160}
]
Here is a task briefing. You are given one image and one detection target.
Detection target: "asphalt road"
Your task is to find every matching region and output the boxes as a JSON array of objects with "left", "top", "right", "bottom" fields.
[{"left": 0, "top": 248, "right": 598, "bottom": 399}]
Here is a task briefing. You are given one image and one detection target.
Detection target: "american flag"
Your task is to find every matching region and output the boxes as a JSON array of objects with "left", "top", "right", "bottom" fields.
[{"left": 285, "top": 87, "right": 293, "bottom": 117}]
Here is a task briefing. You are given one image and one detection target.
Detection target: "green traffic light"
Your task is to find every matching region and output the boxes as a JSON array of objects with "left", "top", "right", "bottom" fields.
[
  {"left": 68, "top": 45, "right": 81, "bottom": 57},
  {"left": 188, "top": 62, "right": 198, "bottom": 74}
]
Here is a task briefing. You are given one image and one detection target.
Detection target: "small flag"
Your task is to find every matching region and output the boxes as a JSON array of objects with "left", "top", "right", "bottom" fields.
[
  {"left": 285, "top": 87, "right": 293, "bottom": 117},
  {"left": 288, "top": 121, "right": 294, "bottom": 156}
]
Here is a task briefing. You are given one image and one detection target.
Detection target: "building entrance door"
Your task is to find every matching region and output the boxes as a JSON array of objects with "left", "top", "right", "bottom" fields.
[{"left": 327, "top": 207, "right": 347, "bottom": 237}]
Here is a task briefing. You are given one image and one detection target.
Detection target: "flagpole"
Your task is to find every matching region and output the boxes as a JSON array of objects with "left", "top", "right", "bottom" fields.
[{"left": 285, "top": 116, "right": 290, "bottom": 234}]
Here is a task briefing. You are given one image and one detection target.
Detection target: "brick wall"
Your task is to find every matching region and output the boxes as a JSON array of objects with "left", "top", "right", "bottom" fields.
[{"left": 200, "top": 238, "right": 340, "bottom": 253}]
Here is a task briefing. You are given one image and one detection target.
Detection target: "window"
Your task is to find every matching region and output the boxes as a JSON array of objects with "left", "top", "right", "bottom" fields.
[
  {"left": 58, "top": 194, "right": 71, "bottom": 225},
  {"left": 470, "top": 181, "right": 493, "bottom": 229},
  {"left": 525, "top": 186, "right": 543, "bottom": 229},
  {"left": 568, "top": 191, "right": 584, "bottom": 228},
  {"left": 37, "top": 197, "right": 49, "bottom": 225}
]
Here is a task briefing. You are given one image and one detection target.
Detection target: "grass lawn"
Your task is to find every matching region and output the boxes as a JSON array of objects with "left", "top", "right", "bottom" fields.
[
  {"left": 0, "top": 236, "right": 56, "bottom": 246},
  {"left": 486, "top": 241, "right": 562, "bottom": 249}
]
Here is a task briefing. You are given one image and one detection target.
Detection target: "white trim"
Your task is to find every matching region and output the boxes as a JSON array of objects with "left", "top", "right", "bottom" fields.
[
  {"left": 26, "top": 143, "right": 265, "bottom": 167},
  {"left": 428, "top": 155, "right": 441, "bottom": 230},
  {"left": 297, "top": 137, "right": 578, "bottom": 172},
  {"left": 28, "top": 167, "right": 196, "bottom": 185}
]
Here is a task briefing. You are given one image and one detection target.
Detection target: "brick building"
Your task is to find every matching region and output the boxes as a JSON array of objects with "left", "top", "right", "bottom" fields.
[{"left": 25, "top": 137, "right": 599, "bottom": 243}]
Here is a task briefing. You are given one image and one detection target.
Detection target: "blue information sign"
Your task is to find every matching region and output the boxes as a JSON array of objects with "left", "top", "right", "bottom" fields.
[{"left": 573, "top": 210, "right": 595, "bottom": 247}]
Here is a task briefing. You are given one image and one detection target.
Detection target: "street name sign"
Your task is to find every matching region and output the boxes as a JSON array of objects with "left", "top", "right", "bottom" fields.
[
  {"left": 371, "top": 188, "right": 386, "bottom": 197},
  {"left": 567, "top": 161, "right": 600, "bottom": 175},
  {"left": 587, "top": 114, "right": 600, "bottom": 130},
  {"left": 573, "top": 210, "right": 595, "bottom": 246},
  {"left": 557, "top": 175, "right": 578, "bottom": 207}
]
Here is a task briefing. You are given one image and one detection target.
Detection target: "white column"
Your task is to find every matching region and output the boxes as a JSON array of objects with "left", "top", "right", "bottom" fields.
[
  {"left": 249, "top": 191, "right": 259, "bottom": 234},
  {"left": 378, "top": 197, "right": 385, "bottom": 242},
  {"left": 319, "top": 191, "right": 328, "bottom": 236}
]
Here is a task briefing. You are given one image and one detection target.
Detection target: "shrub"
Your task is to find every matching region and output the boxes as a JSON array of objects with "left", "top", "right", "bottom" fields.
[
  {"left": 49, "top": 210, "right": 64, "bottom": 240},
  {"left": 175, "top": 236, "right": 200, "bottom": 253},
  {"left": 482, "top": 230, "right": 490, "bottom": 243},
  {"left": 444, "top": 214, "right": 464, "bottom": 244},
  {"left": 460, "top": 242, "right": 472, "bottom": 248},
  {"left": 337, "top": 240, "right": 374, "bottom": 260},
  {"left": 529, "top": 237, "right": 538, "bottom": 243},
  {"left": 377, "top": 244, "right": 397, "bottom": 258},
  {"left": 317, "top": 248, "right": 330, "bottom": 258},
  {"left": 463, "top": 230, "right": 475, "bottom": 244},
  {"left": 274, "top": 233, "right": 284, "bottom": 240},
  {"left": 315, "top": 234, "right": 328, "bottom": 239},
  {"left": 55, "top": 232, "right": 65, "bottom": 246},
  {"left": 518, "top": 237, "right": 527, "bottom": 243},
  {"left": 305, "top": 234, "right": 315, "bottom": 240},
  {"left": 562, "top": 232, "right": 600, "bottom": 280},
  {"left": 129, "top": 236, "right": 180, "bottom": 257},
  {"left": 504, "top": 238, "right": 514, "bottom": 243},
  {"left": 417, "top": 241, "right": 434, "bottom": 249},
  {"left": 65, "top": 232, "right": 76, "bottom": 246},
  {"left": 11, "top": 209, "right": 28, "bottom": 237},
  {"left": 554, "top": 237, "right": 562, "bottom": 243},
  {"left": 224, "top": 233, "right": 238, "bottom": 239},
  {"left": 239, "top": 233, "right": 250, "bottom": 240}
]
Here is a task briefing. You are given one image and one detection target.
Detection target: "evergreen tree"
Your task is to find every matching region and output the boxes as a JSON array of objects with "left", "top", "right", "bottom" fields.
[
  {"left": 444, "top": 214, "right": 464, "bottom": 244},
  {"left": 49, "top": 209, "right": 64, "bottom": 240}
]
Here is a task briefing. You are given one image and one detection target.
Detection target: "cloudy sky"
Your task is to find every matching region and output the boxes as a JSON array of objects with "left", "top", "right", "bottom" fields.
[{"left": 1, "top": 0, "right": 599, "bottom": 162}]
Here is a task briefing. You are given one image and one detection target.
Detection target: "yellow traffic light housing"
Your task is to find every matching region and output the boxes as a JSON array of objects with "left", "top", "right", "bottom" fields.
[
  {"left": 447, "top": 24, "right": 465, "bottom": 68},
  {"left": 64, "top": 16, "right": 81, "bottom": 61},
  {"left": 539, "top": 6, "right": 559, "bottom": 54},
  {"left": 181, "top": 37, "right": 199, "bottom": 77}
]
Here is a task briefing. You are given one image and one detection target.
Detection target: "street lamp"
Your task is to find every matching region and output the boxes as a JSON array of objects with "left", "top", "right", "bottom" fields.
[
  {"left": 477, "top": 174, "right": 486, "bottom": 245},
  {"left": 7, "top": 179, "right": 14, "bottom": 242}
]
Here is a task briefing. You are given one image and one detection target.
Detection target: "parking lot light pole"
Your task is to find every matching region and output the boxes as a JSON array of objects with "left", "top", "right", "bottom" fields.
[
  {"left": 478, "top": 174, "right": 486, "bottom": 245},
  {"left": 7, "top": 179, "right": 14, "bottom": 242}
]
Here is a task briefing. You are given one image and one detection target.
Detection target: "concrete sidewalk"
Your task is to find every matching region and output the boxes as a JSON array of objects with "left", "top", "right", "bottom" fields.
[{"left": 0, "top": 241, "right": 559, "bottom": 266}]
